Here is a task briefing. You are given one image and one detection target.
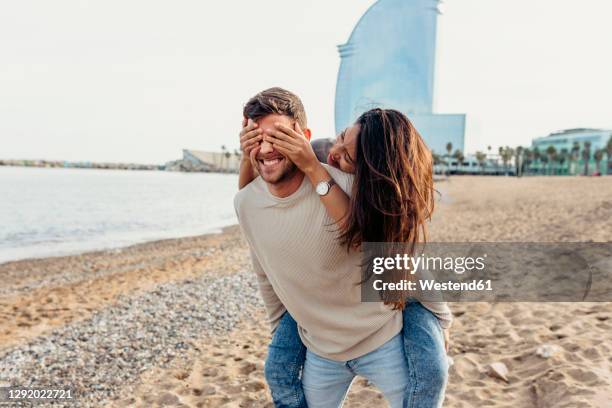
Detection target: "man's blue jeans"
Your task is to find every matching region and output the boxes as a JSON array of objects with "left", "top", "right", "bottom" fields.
[
  {"left": 264, "top": 302, "right": 448, "bottom": 407},
  {"left": 303, "top": 333, "right": 409, "bottom": 407}
]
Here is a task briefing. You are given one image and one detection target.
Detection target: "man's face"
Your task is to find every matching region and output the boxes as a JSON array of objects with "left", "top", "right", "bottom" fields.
[{"left": 250, "top": 114, "right": 299, "bottom": 184}]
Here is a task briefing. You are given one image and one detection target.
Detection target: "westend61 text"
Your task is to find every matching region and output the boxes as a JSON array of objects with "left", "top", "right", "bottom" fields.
[{"left": 373, "top": 279, "right": 493, "bottom": 292}]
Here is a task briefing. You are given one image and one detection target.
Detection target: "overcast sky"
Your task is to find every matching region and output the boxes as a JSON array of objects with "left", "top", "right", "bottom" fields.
[{"left": 2, "top": 0, "right": 611, "bottom": 163}]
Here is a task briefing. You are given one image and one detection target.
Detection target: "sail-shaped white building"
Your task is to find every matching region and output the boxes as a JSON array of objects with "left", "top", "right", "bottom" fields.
[{"left": 335, "top": 0, "right": 465, "bottom": 154}]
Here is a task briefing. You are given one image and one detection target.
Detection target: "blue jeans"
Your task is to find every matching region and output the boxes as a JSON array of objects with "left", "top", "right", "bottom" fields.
[
  {"left": 402, "top": 301, "right": 448, "bottom": 407},
  {"left": 264, "top": 302, "right": 448, "bottom": 407},
  {"left": 303, "top": 333, "right": 409, "bottom": 407},
  {"left": 265, "top": 311, "right": 308, "bottom": 407}
]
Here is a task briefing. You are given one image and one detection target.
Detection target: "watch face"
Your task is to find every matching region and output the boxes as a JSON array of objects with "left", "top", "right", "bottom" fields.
[{"left": 316, "top": 182, "right": 329, "bottom": 195}]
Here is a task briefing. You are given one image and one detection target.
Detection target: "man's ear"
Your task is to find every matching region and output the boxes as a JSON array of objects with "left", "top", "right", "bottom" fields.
[
  {"left": 303, "top": 128, "right": 312, "bottom": 141},
  {"left": 295, "top": 122, "right": 312, "bottom": 141}
]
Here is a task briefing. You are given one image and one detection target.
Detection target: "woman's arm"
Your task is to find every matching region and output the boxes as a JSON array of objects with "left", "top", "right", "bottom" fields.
[
  {"left": 303, "top": 161, "right": 350, "bottom": 229},
  {"left": 238, "top": 118, "right": 263, "bottom": 189},
  {"left": 238, "top": 157, "right": 257, "bottom": 190},
  {"left": 264, "top": 122, "right": 350, "bottom": 229}
]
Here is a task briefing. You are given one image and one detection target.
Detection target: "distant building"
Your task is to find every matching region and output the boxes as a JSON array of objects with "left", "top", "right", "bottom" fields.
[
  {"left": 532, "top": 128, "right": 610, "bottom": 153},
  {"left": 335, "top": 0, "right": 466, "bottom": 155},
  {"left": 434, "top": 153, "right": 513, "bottom": 176},
  {"left": 166, "top": 149, "right": 241, "bottom": 172},
  {"left": 530, "top": 128, "right": 612, "bottom": 175}
]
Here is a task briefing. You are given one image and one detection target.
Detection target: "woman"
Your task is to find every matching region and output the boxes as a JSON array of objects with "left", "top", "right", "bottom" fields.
[{"left": 240, "top": 108, "right": 451, "bottom": 407}]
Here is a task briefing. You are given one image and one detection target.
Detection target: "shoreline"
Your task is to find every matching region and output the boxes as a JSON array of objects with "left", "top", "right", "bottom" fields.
[
  {"left": 0, "top": 162, "right": 239, "bottom": 174},
  {"left": 0, "top": 223, "right": 241, "bottom": 267}
]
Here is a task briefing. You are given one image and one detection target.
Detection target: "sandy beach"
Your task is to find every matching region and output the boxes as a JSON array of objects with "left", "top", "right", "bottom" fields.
[{"left": 1, "top": 176, "right": 611, "bottom": 407}]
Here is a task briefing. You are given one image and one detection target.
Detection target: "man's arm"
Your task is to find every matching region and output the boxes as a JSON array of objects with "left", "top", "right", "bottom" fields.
[
  {"left": 234, "top": 194, "right": 286, "bottom": 330},
  {"left": 250, "top": 248, "right": 286, "bottom": 332}
]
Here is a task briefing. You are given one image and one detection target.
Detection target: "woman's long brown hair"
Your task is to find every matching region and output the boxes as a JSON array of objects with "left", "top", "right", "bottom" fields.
[{"left": 339, "top": 108, "right": 435, "bottom": 309}]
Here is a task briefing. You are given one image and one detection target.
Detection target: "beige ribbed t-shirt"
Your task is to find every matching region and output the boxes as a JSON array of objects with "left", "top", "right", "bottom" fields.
[{"left": 234, "top": 164, "right": 452, "bottom": 361}]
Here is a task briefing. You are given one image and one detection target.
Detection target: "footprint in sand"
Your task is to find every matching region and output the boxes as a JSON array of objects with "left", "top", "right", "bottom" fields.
[
  {"left": 567, "top": 368, "right": 601, "bottom": 385},
  {"left": 581, "top": 347, "right": 601, "bottom": 360},
  {"left": 224, "top": 381, "right": 266, "bottom": 394},
  {"left": 238, "top": 362, "right": 257, "bottom": 376},
  {"left": 243, "top": 381, "right": 266, "bottom": 392},
  {"left": 201, "top": 367, "right": 218, "bottom": 377},
  {"left": 156, "top": 392, "right": 181, "bottom": 405},
  {"left": 192, "top": 385, "right": 216, "bottom": 396},
  {"left": 173, "top": 371, "right": 190, "bottom": 380}
]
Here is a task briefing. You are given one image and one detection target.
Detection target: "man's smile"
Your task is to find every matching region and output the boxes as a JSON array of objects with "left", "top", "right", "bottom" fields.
[
  {"left": 263, "top": 158, "right": 281, "bottom": 166},
  {"left": 258, "top": 155, "right": 286, "bottom": 172}
]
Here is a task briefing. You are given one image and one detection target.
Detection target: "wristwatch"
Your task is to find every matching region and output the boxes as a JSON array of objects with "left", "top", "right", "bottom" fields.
[{"left": 315, "top": 178, "right": 337, "bottom": 196}]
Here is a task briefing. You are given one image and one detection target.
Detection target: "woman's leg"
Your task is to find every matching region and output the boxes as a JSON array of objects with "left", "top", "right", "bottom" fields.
[
  {"left": 265, "top": 312, "right": 307, "bottom": 407},
  {"left": 402, "top": 302, "right": 449, "bottom": 408},
  {"left": 302, "top": 349, "right": 355, "bottom": 408}
]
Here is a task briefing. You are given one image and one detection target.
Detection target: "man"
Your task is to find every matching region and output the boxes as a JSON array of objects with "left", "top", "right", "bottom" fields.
[{"left": 234, "top": 87, "right": 446, "bottom": 407}]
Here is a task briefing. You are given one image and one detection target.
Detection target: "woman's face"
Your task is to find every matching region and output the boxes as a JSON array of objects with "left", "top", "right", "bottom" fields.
[{"left": 327, "top": 124, "right": 360, "bottom": 173}]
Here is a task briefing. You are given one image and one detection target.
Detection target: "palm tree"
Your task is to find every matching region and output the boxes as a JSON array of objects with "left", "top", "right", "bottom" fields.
[
  {"left": 475, "top": 151, "right": 487, "bottom": 174},
  {"left": 582, "top": 141, "right": 591, "bottom": 175},
  {"left": 606, "top": 135, "right": 612, "bottom": 175},
  {"left": 452, "top": 149, "right": 464, "bottom": 174},
  {"left": 540, "top": 154, "right": 548, "bottom": 173},
  {"left": 224, "top": 151, "right": 231, "bottom": 173},
  {"left": 432, "top": 151, "right": 442, "bottom": 166},
  {"left": 594, "top": 149, "right": 604, "bottom": 175},
  {"left": 545, "top": 145, "right": 557, "bottom": 175},
  {"left": 445, "top": 142, "right": 453, "bottom": 176},
  {"left": 499, "top": 146, "right": 514, "bottom": 175},
  {"left": 559, "top": 148, "right": 569, "bottom": 175},
  {"left": 220, "top": 145, "right": 227, "bottom": 170},
  {"left": 570, "top": 142, "right": 580, "bottom": 175},
  {"left": 551, "top": 152, "right": 560, "bottom": 175},
  {"left": 533, "top": 147, "right": 541, "bottom": 174},
  {"left": 234, "top": 149, "right": 241, "bottom": 171},
  {"left": 522, "top": 148, "right": 533, "bottom": 175},
  {"left": 506, "top": 147, "right": 515, "bottom": 175},
  {"left": 515, "top": 146, "right": 523, "bottom": 177},
  {"left": 431, "top": 151, "right": 443, "bottom": 176}
]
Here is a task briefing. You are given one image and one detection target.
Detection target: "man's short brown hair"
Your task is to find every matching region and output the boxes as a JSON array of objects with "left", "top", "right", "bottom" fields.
[{"left": 243, "top": 87, "right": 307, "bottom": 128}]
